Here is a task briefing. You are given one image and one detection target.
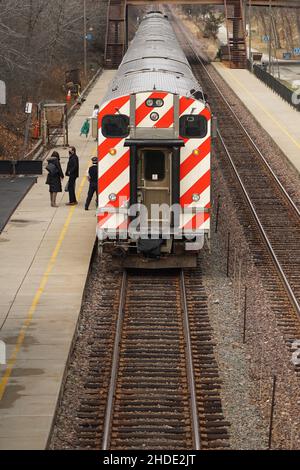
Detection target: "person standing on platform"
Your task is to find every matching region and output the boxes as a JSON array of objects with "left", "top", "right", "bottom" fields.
[
  {"left": 92, "top": 104, "right": 99, "bottom": 119},
  {"left": 66, "top": 146, "right": 79, "bottom": 206},
  {"left": 80, "top": 118, "right": 90, "bottom": 138},
  {"left": 85, "top": 157, "right": 98, "bottom": 211},
  {"left": 45, "top": 151, "right": 64, "bottom": 208},
  {"left": 91, "top": 105, "right": 99, "bottom": 141}
]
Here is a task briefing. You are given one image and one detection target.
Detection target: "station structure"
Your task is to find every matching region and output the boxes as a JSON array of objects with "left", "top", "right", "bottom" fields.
[{"left": 105, "top": 0, "right": 300, "bottom": 68}]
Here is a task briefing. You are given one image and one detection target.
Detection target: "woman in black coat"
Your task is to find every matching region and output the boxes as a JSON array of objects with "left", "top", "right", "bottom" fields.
[{"left": 46, "top": 151, "right": 64, "bottom": 207}]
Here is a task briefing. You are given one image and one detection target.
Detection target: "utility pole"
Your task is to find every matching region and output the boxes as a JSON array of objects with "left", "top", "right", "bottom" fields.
[
  {"left": 84, "top": 0, "right": 87, "bottom": 79},
  {"left": 249, "top": 0, "right": 253, "bottom": 72}
]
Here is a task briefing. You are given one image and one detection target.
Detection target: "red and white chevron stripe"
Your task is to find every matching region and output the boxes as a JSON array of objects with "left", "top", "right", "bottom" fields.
[
  {"left": 135, "top": 92, "right": 174, "bottom": 128},
  {"left": 97, "top": 93, "right": 211, "bottom": 239},
  {"left": 179, "top": 98, "right": 211, "bottom": 234},
  {"left": 98, "top": 95, "right": 130, "bottom": 235}
]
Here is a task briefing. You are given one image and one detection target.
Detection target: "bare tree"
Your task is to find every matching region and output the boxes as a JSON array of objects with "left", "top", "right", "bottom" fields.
[{"left": 0, "top": 0, "right": 107, "bottom": 158}]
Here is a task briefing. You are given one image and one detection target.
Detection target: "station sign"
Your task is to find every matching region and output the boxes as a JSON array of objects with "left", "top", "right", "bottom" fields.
[
  {"left": 0, "top": 80, "right": 6, "bottom": 105},
  {"left": 25, "top": 102, "right": 33, "bottom": 114},
  {"left": 283, "top": 52, "right": 292, "bottom": 60},
  {"left": 262, "top": 35, "right": 270, "bottom": 42}
]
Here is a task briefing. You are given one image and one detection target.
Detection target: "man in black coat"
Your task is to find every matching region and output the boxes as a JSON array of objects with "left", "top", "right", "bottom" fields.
[
  {"left": 85, "top": 157, "right": 98, "bottom": 210},
  {"left": 66, "top": 146, "right": 79, "bottom": 205}
]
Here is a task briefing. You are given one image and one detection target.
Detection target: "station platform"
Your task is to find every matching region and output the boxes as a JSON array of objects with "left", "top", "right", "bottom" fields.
[
  {"left": 213, "top": 62, "right": 300, "bottom": 174},
  {"left": 0, "top": 69, "right": 116, "bottom": 450},
  {"left": 0, "top": 177, "right": 36, "bottom": 233}
]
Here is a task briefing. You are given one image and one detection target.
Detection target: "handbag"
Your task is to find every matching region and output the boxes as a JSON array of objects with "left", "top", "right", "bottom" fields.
[{"left": 46, "top": 162, "right": 59, "bottom": 176}]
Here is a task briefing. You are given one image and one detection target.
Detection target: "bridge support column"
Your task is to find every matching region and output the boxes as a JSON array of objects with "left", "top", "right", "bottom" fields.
[
  {"left": 224, "top": 0, "right": 247, "bottom": 68},
  {"left": 104, "top": 0, "right": 126, "bottom": 68}
]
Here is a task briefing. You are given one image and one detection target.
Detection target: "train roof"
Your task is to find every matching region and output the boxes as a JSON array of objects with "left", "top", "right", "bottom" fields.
[{"left": 102, "top": 12, "right": 203, "bottom": 104}]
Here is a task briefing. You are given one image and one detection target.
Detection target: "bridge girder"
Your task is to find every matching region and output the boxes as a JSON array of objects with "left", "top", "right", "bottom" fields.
[
  {"left": 126, "top": 1, "right": 300, "bottom": 7},
  {"left": 104, "top": 0, "right": 300, "bottom": 69}
]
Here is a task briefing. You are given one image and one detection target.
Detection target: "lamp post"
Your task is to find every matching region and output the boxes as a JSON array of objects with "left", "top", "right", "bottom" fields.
[{"left": 84, "top": 0, "right": 87, "bottom": 79}]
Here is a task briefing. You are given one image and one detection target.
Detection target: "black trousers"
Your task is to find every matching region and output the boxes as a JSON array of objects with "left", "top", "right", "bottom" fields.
[
  {"left": 68, "top": 176, "right": 77, "bottom": 203},
  {"left": 85, "top": 183, "right": 98, "bottom": 209}
]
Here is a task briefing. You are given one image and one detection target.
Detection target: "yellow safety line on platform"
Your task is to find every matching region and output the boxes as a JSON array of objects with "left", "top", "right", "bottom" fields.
[
  {"left": 0, "top": 165, "right": 91, "bottom": 400},
  {"left": 221, "top": 65, "right": 300, "bottom": 150}
]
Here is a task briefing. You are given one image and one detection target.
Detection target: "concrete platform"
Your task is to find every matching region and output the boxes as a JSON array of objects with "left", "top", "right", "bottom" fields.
[
  {"left": 0, "top": 69, "right": 116, "bottom": 450},
  {"left": 213, "top": 62, "right": 300, "bottom": 174},
  {"left": 0, "top": 177, "right": 36, "bottom": 233}
]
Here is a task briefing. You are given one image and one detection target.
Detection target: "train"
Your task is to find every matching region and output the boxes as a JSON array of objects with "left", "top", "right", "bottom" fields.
[{"left": 97, "top": 11, "right": 212, "bottom": 268}]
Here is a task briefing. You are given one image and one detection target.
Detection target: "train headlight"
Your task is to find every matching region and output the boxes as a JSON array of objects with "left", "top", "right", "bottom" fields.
[
  {"left": 146, "top": 98, "right": 164, "bottom": 108},
  {"left": 109, "top": 148, "right": 117, "bottom": 156},
  {"left": 193, "top": 149, "right": 200, "bottom": 156},
  {"left": 192, "top": 193, "right": 200, "bottom": 202},
  {"left": 109, "top": 193, "right": 117, "bottom": 202},
  {"left": 155, "top": 99, "right": 164, "bottom": 107},
  {"left": 150, "top": 112, "right": 159, "bottom": 122}
]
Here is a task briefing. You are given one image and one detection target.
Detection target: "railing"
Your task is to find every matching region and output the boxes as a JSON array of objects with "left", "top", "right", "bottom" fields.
[
  {"left": 0, "top": 160, "right": 43, "bottom": 175},
  {"left": 252, "top": 63, "right": 300, "bottom": 111}
]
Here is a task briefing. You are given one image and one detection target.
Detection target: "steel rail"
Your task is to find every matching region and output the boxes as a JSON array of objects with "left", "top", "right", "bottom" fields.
[
  {"left": 180, "top": 270, "right": 201, "bottom": 450},
  {"left": 102, "top": 268, "right": 201, "bottom": 449},
  {"left": 217, "top": 131, "right": 300, "bottom": 317},
  {"left": 102, "top": 270, "right": 127, "bottom": 450},
  {"left": 171, "top": 16, "right": 300, "bottom": 317}
]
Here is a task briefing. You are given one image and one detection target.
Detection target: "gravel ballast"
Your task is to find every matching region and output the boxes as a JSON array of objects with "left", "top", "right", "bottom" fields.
[{"left": 49, "top": 49, "right": 300, "bottom": 450}]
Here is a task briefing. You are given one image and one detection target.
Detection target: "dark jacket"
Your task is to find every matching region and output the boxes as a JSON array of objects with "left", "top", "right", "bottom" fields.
[
  {"left": 88, "top": 164, "right": 98, "bottom": 186},
  {"left": 46, "top": 157, "right": 64, "bottom": 193},
  {"left": 66, "top": 154, "right": 79, "bottom": 179}
]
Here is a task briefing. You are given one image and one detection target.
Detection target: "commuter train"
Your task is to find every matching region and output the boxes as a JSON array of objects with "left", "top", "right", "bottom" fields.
[{"left": 97, "top": 11, "right": 212, "bottom": 268}]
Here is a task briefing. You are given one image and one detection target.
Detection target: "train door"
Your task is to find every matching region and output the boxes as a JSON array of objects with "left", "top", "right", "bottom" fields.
[{"left": 137, "top": 148, "right": 171, "bottom": 231}]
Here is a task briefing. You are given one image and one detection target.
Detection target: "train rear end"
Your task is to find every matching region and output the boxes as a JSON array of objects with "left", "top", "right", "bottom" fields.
[{"left": 97, "top": 91, "right": 211, "bottom": 268}]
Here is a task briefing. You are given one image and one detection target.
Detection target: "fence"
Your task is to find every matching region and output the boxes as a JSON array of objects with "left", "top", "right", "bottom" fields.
[
  {"left": 0, "top": 160, "right": 43, "bottom": 175},
  {"left": 251, "top": 63, "right": 300, "bottom": 111}
]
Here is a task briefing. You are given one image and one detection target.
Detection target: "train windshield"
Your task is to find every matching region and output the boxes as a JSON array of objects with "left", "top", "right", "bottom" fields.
[
  {"left": 180, "top": 115, "right": 207, "bottom": 138},
  {"left": 102, "top": 114, "right": 129, "bottom": 137}
]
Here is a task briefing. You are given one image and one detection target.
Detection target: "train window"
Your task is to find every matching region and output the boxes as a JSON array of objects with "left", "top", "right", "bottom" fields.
[
  {"left": 144, "top": 150, "right": 165, "bottom": 181},
  {"left": 102, "top": 115, "right": 129, "bottom": 138},
  {"left": 179, "top": 115, "right": 207, "bottom": 138}
]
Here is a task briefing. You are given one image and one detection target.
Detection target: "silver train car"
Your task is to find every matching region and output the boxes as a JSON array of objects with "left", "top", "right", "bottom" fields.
[{"left": 97, "top": 11, "right": 212, "bottom": 268}]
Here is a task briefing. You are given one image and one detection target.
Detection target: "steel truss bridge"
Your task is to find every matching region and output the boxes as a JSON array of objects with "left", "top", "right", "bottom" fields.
[{"left": 104, "top": 1, "right": 300, "bottom": 69}]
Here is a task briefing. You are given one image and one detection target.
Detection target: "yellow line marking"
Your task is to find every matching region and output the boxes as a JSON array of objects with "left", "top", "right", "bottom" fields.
[
  {"left": 219, "top": 64, "right": 300, "bottom": 150},
  {"left": 0, "top": 165, "right": 91, "bottom": 400}
]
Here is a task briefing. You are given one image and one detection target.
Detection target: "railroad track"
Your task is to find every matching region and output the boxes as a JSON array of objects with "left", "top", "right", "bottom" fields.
[
  {"left": 101, "top": 269, "right": 229, "bottom": 450},
  {"left": 171, "top": 14, "right": 300, "bottom": 369},
  {"left": 76, "top": 266, "right": 230, "bottom": 450}
]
